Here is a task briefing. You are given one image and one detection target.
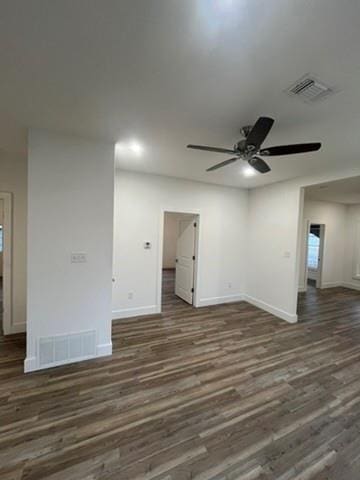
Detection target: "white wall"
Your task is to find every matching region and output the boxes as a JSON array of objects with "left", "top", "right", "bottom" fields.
[
  {"left": 112, "top": 170, "right": 248, "bottom": 318},
  {"left": 298, "top": 200, "right": 347, "bottom": 290},
  {"left": 0, "top": 149, "right": 27, "bottom": 332},
  {"left": 26, "top": 130, "right": 114, "bottom": 372},
  {"left": 246, "top": 181, "right": 303, "bottom": 323},
  {"left": 162, "top": 213, "right": 182, "bottom": 269}
]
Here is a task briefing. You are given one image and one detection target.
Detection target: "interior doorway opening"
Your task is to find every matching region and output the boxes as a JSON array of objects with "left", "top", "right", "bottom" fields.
[
  {"left": 306, "top": 223, "right": 325, "bottom": 289},
  {"left": 161, "top": 211, "right": 199, "bottom": 309},
  {"left": 0, "top": 200, "right": 3, "bottom": 333},
  {"left": 0, "top": 192, "right": 12, "bottom": 335}
]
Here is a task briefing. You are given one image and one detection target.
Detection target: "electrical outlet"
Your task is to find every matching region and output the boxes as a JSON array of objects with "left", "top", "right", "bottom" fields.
[
  {"left": 228, "top": 282, "right": 232, "bottom": 289},
  {"left": 71, "top": 253, "right": 87, "bottom": 263},
  {"left": 128, "top": 292, "right": 134, "bottom": 300}
]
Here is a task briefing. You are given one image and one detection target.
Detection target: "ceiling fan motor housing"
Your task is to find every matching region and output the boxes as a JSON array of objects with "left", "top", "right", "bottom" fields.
[
  {"left": 234, "top": 139, "right": 247, "bottom": 154},
  {"left": 234, "top": 139, "right": 255, "bottom": 159}
]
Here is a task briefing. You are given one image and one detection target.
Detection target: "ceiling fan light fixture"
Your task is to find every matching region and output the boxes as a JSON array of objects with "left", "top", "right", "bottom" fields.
[
  {"left": 242, "top": 165, "right": 257, "bottom": 177},
  {"left": 129, "top": 140, "right": 144, "bottom": 155}
]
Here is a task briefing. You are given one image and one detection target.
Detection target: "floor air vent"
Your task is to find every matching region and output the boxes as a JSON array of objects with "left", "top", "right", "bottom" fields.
[
  {"left": 285, "top": 74, "right": 336, "bottom": 103},
  {"left": 39, "top": 330, "right": 96, "bottom": 368}
]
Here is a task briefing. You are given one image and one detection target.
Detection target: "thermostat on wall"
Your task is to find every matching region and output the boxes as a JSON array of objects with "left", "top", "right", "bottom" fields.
[{"left": 144, "top": 242, "right": 151, "bottom": 249}]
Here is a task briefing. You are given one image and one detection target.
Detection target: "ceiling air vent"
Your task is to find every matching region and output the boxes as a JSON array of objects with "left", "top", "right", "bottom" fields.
[{"left": 286, "top": 74, "right": 335, "bottom": 103}]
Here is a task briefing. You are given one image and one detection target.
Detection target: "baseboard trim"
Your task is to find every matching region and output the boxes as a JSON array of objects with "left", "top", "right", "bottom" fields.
[
  {"left": 342, "top": 282, "right": 360, "bottom": 291},
  {"left": 243, "top": 294, "right": 298, "bottom": 324},
  {"left": 3, "top": 322, "right": 26, "bottom": 335},
  {"left": 299, "top": 281, "right": 360, "bottom": 294},
  {"left": 113, "top": 294, "right": 298, "bottom": 324},
  {"left": 112, "top": 305, "right": 160, "bottom": 320},
  {"left": 24, "top": 356, "right": 37, "bottom": 373},
  {"left": 320, "top": 281, "right": 343, "bottom": 289},
  {"left": 197, "top": 294, "right": 244, "bottom": 308},
  {"left": 97, "top": 342, "right": 113, "bottom": 357}
]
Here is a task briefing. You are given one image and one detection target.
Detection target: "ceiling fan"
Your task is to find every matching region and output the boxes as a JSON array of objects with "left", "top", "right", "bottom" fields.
[{"left": 187, "top": 117, "right": 321, "bottom": 174}]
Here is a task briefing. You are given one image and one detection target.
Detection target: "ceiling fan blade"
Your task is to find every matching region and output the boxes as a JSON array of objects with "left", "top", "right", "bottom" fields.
[
  {"left": 260, "top": 143, "right": 321, "bottom": 156},
  {"left": 248, "top": 156, "right": 271, "bottom": 174},
  {"left": 187, "top": 144, "right": 235, "bottom": 155},
  {"left": 245, "top": 117, "right": 274, "bottom": 151},
  {"left": 206, "top": 157, "right": 238, "bottom": 172}
]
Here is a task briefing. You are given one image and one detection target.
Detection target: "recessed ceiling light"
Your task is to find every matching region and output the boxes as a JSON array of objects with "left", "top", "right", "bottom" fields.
[
  {"left": 115, "top": 140, "right": 144, "bottom": 156},
  {"left": 242, "top": 165, "right": 257, "bottom": 177},
  {"left": 129, "top": 141, "right": 144, "bottom": 155}
]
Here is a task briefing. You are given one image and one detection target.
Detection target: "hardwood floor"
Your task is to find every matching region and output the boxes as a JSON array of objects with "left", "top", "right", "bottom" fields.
[{"left": 2, "top": 277, "right": 360, "bottom": 479}]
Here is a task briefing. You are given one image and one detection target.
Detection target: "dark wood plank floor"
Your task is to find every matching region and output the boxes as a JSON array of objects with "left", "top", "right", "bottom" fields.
[{"left": 2, "top": 275, "right": 360, "bottom": 479}]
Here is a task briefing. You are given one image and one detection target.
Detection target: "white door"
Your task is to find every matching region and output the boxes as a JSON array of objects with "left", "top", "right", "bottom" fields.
[{"left": 175, "top": 219, "right": 196, "bottom": 304}]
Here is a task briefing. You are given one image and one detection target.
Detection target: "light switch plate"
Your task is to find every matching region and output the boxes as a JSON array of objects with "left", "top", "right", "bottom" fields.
[{"left": 71, "top": 253, "right": 87, "bottom": 263}]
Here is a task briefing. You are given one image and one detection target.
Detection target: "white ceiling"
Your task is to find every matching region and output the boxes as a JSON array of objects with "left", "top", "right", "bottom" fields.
[
  {"left": 305, "top": 176, "right": 360, "bottom": 204},
  {"left": 1, "top": 0, "right": 360, "bottom": 188}
]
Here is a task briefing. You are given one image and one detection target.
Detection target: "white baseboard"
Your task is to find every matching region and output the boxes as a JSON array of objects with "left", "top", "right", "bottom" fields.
[
  {"left": 12, "top": 323, "right": 26, "bottom": 333},
  {"left": 243, "top": 294, "right": 298, "bottom": 324},
  {"left": 196, "top": 294, "right": 244, "bottom": 308},
  {"left": 97, "top": 342, "right": 113, "bottom": 357},
  {"left": 24, "top": 356, "right": 37, "bottom": 373},
  {"left": 112, "top": 305, "right": 160, "bottom": 320},
  {"left": 3, "top": 322, "right": 26, "bottom": 335},
  {"left": 299, "top": 281, "right": 350, "bottom": 292},
  {"left": 320, "top": 281, "right": 360, "bottom": 291},
  {"left": 320, "top": 281, "right": 343, "bottom": 289},
  {"left": 342, "top": 281, "right": 360, "bottom": 291}
]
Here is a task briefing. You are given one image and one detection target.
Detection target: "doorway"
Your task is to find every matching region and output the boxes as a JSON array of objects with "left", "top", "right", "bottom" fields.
[
  {"left": 0, "top": 192, "right": 12, "bottom": 335},
  {"left": 160, "top": 211, "right": 199, "bottom": 309},
  {"left": 306, "top": 223, "right": 325, "bottom": 289},
  {"left": 0, "top": 202, "right": 3, "bottom": 333}
]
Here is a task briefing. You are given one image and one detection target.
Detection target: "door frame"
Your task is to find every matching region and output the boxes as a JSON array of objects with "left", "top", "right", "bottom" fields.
[
  {"left": 303, "top": 221, "right": 325, "bottom": 290},
  {"left": 316, "top": 224, "right": 326, "bottom": 288},
  {"left": 157, "top": 208, "right": 201, "bottom": 312},
  {"left": 0, "top": 192, "right": 12, "bottom": 335}
]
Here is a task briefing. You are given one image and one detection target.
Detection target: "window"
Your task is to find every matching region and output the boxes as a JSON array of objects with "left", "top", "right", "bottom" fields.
[{"left": 307, "top": 225, "right": 320, "bottom": 270}]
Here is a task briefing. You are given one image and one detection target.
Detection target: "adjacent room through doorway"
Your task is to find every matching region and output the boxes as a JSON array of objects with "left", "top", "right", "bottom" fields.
[
  {"left": 0, "top": 193, "right": 12, "bottom": 335},
  {"left": 306, "top": 223, "right": 325, "bottom": 289},
  {"left": 298, "top": 175, "right": 360, "bottom": 319},
  {"left": 161, "top": 211, "right": 199, "bottom": 310},
  {"left": 0, "top": 199, "right": 3, "bottom": 334}
]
